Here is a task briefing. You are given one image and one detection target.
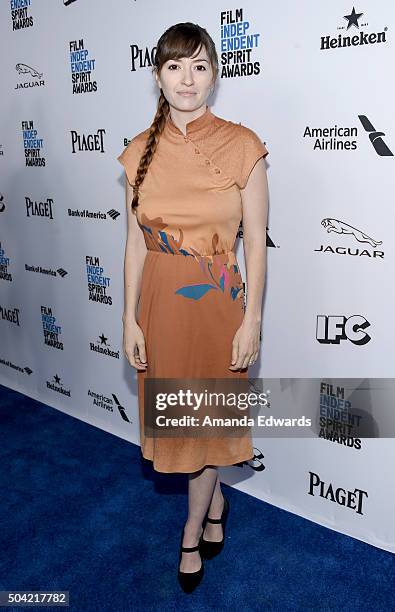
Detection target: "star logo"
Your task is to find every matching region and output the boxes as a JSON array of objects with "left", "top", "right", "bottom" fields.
[{"left": 343, "top": 7, "right": 363, "bottom": 29}]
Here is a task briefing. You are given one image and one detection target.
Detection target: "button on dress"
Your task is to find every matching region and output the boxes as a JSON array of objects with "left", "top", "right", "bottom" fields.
[{"left": 117, "top": 105, "right": 268, "bottom": 473}]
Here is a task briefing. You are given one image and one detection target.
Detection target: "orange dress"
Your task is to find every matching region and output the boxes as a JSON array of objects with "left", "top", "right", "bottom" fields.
[{"left": 117, "top": 105, "right": 268, "bottom": 473}]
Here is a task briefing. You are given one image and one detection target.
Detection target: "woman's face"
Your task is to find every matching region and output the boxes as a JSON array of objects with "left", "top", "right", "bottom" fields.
[{"left": 155, "top": 44, "right": 214, "bottom": 112}]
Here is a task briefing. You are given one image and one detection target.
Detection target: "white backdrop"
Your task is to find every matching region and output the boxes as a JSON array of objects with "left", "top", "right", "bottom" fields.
[{"left": 1, "top": 0, "right": 394, "bottom": 553}]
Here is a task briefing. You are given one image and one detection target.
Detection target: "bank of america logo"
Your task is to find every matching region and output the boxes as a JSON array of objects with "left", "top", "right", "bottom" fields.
[{"left": 107, "top": 209, "right": 120, "bottom": 220}]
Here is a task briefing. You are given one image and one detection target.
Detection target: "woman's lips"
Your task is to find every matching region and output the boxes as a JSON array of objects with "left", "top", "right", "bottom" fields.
[{"left": 177, "top": 92, "right": 197, "bottom": 96}]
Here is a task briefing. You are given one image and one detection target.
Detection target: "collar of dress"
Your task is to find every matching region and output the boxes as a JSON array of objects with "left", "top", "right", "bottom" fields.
[{"left": 165, "top": 105, "right": 214, "bottom": 138}]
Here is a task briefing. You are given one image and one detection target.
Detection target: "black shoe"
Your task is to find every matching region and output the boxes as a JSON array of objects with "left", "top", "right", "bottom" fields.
[
  {"left": 200, "top": 496, "right": 229, "bottom": 559},
  {"left": 177, "top": 526, "right": 204, "bottom": 593}
]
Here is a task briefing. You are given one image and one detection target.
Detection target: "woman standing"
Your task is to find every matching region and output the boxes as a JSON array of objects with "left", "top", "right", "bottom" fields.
[{"left": 117, "top": 22, "right": 269, "bottom": 592}]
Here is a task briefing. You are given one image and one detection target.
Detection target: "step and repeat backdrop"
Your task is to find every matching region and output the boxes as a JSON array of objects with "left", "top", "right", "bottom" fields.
[{"left": 1, "top": 1, "right": 394, "bottom": 553}]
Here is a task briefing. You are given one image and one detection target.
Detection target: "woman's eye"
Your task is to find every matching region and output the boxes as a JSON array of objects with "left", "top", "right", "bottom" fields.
[{"left": 167, "top": 64, "right": 206, "bottom": 70}]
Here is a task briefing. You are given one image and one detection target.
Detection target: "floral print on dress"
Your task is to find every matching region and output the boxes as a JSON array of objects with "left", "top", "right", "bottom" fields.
[{"left": 139, "top": 213, "right": 245, "bottom": 305}]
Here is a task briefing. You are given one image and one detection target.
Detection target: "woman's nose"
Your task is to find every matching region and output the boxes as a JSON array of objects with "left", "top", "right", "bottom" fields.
[{"left": 181, "top": 68, "right": 194, "bottom": 85}]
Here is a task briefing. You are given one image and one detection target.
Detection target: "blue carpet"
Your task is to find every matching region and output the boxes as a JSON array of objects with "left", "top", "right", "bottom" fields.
[{"left": 0, "top": 383, "right": 393, "bottom": 611}]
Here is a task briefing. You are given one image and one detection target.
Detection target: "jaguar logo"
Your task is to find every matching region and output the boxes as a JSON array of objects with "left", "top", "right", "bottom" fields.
[
  {"left": 15, "top": 63, "right": 43, "bottom": 79},
  {"left": 321, "top": 218, "right": 382, "bottom": 247}
]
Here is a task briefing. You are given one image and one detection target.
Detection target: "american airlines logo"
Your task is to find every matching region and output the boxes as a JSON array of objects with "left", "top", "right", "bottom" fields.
[{"left": 358, "top": 115, "right": 393, "bottom": 156}]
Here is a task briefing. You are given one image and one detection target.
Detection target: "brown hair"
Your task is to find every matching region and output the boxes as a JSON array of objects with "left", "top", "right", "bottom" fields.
[{"left": 131, "top": 22, "right": 219, "bottom": 212}]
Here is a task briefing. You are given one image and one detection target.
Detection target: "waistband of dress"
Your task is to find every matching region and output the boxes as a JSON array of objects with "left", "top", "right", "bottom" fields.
[{"left": 146, "top": 248, "right": 235, "bottom": 258}]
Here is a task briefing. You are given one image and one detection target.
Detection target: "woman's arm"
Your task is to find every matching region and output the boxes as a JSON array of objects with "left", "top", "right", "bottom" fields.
[
  {"left": 229, "top": 158, "right": 269, "bottom": 370},
  {"left": 122, "top": 174, "right": 149, "bottom": 370},
  {"left": 241, "top": 157, "right": 268, "bottom": 325},
  {"left": 122, "top": 175, "right": 148, "bottom": 325}
]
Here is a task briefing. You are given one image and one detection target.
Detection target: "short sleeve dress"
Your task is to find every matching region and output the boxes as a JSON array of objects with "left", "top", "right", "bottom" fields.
[{"left": 117, "top": 105, "right": 268, "bottom": 473}]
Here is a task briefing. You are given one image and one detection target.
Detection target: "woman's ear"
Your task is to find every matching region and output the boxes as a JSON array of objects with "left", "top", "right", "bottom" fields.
[{"left": 154, "top": 71, "right": 161, "bottom": 90}]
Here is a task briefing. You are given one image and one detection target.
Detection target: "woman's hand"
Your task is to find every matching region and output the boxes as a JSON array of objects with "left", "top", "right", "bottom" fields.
[
  {"left": 123, "top": 319, "right": 148, "bottom": 371},
  {"left": 229, "top": 318, "right": 261, "bottom": 370}
]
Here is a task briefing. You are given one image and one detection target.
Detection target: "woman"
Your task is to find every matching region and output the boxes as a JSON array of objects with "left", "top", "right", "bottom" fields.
[{"left": 117, "top": 22, "right": 269, "bottom": 592}]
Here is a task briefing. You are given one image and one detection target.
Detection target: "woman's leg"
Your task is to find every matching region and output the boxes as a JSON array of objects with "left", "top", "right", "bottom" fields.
[
  {"left": 203, "top": 471, "right": 225, "bottom": 542},
  {"left": 179, "top": 465, "right": 218, "bottom": 573}
]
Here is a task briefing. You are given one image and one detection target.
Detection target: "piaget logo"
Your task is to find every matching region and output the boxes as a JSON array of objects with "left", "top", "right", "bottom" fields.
[
  {"left": 70, "top": 129, "right": 105, "bottom": 153},
  {"left": 308, "top": 471, "right": 368, "bottom": 515},
  {"left": 25, "top": 196, "right": 54, "bottom": 219},
  {"left": 0, "top": 305, "right": 20, "bottom": 326}
]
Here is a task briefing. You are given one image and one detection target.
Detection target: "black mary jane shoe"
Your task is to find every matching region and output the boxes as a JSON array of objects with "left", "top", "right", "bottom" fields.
[
  {"left": 200, "top": 496, "right": 230, "bottom": 560},
  {"left": 177, "top": 527, "right": 204, "bottom": 593}
]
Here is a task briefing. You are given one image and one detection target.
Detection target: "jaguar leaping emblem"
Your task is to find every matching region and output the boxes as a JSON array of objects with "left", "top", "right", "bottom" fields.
[
  {"left": 321, "top": 218, "right": 382, "bottom": 247},
  {"left": 16, "top": 63, "right": 43, "bottom": 79}
]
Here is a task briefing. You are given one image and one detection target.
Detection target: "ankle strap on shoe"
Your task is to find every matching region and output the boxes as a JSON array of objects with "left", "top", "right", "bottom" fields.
[
  {"left": 181, "top": 544, "right": 200, "bottom": 552},
  {"left": 206, "top": 517, "right": 222, "bottom": 524}
]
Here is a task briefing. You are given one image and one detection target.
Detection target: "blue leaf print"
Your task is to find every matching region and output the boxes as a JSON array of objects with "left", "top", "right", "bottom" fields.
[
  {"left": 175, "top": 284, "right": 217, "bottom": 300},
  {"left": 230, "top": 287, "right": 241, "bottom": 300},
  {"left": 158, "top": 230, "right": 174, "bottom": 254}
]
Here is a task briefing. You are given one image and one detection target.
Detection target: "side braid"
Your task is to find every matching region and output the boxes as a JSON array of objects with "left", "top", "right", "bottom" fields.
[{"left": 131, "top": 92, "right": 170, "bottom": 212}]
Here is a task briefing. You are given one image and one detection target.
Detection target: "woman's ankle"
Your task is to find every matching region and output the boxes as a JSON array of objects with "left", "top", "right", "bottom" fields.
[
  {"left": 207, "top": 491, "right": 225, "bottom": 519},
  {"left": 183, "top": 521, "right": 203, "bottom": 541}
]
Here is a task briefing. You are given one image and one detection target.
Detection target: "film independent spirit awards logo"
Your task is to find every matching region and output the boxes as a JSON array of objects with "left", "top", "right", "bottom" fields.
[{"left": 318, "top": 382, "right": 362, "bottom": 450}]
